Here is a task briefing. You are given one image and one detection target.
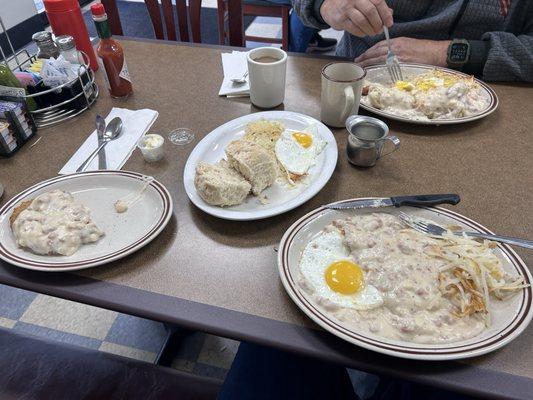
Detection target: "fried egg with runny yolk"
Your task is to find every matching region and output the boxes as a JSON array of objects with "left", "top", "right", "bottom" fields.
[
  {"left": 292, "top": 132, "right": 313, "bottom": 148},
  {"left": 275, "top": 124, "right": 327, "bottom": 176},
  {"left": 299, "top": 229, "right": 383, "bottom": 310},
  {"left": 325, "top": 260, "right": 364, "bottom": 294}
]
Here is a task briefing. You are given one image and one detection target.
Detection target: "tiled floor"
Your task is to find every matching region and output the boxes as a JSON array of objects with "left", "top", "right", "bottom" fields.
[{"left": 0, "top": 284, "right": 239, "bottom": 380}]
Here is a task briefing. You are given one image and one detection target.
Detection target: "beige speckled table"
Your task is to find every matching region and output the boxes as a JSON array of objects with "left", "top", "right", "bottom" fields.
[{"left": 1, "top": 38, "right": 532, "bottom": 399}]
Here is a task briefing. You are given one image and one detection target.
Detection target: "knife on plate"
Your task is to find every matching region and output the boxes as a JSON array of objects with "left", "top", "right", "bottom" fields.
[
  {"left": 96, "top": 114, "right": 107, "bottom": 170},
  {"left": 325, "top": 194, "right": 460, "bottom": 210}
]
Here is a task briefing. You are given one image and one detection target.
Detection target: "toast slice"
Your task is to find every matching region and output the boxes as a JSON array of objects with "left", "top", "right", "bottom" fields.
[
  {"left": 194, "top": 160, "right": 251, "bottom": 206},
  {"left": 225, "top": 139, "right": 277, "bottom": 196}
]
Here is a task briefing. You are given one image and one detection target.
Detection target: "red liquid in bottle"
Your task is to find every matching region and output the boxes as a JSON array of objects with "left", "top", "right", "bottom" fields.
[{"left": 91, "top": 3, "right": 133, "bottom": 98}]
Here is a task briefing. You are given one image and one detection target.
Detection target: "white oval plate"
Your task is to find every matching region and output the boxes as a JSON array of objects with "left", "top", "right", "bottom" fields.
[
  {"left": 183, "top": 111, "right": 338, "bottom": 221},
  {"left": 360, "top": 64, "right": 499, "bottom": 125},
  {"left": 0, "top": 171, "right": 173, "bottom": 272},
  {"left": 278, "top": 199, "right": 532, "bottom": 360}
]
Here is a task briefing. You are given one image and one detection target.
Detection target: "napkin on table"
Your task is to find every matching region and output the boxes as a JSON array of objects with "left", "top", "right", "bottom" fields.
[
  {"left": 219, "top": 51, "right": 249, "bottom": 97},
  {"left": 59, "top": 107, "right": 158, "bottom": 175}
]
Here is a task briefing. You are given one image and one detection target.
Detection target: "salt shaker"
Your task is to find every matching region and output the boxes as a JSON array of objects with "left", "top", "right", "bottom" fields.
[{"left": 56, "top": 35, "right": 83, "bottom": 64}]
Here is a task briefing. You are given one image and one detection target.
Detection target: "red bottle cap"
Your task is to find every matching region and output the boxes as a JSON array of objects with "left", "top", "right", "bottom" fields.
[
  {"left": 43, "top": 0, "right": 81, "bottom": 13},
  {"left": 90, "top": 3, "right": 106, "bottom": 16}
]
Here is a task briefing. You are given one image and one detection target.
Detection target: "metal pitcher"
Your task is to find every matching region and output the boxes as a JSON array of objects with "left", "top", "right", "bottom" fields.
[{"left": 345, "top": 116, "right": 400, "bottom": 167}]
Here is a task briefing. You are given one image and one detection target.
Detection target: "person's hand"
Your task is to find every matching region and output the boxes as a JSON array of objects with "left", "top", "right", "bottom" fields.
[
  {"left": 320, "top": 0, "right": 393, "bottom": 37},
  {"left": 499, "top": 0, "right": 510, "bottom": 16},
  {"left": 355, "top": 37, "right": 451, "bottom": 68}
]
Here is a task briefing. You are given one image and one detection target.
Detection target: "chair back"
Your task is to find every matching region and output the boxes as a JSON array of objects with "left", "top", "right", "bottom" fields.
[{"left": 101, "top": 0, "right": 192, "bottom": 42}]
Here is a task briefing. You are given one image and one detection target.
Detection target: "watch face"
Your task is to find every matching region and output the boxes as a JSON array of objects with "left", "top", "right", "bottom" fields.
[{"left": 450, "top": 43, "right": 469, "bottom": 63}]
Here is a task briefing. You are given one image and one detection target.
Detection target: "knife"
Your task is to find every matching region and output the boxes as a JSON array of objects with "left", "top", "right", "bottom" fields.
[
  {"left": 96, "top": 114, "right": 107, "bottom": 170},
  {"left": 326, "top": 194, "right": 460, "bottom": 210}
]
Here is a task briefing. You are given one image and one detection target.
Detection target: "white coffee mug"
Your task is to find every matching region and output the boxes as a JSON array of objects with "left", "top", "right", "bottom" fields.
[
  {"left": 247, "top": 47, "right": 287, "bottom": 109},
  {"left": 321, "top": 62, "right": 366, "bottom": 128}
]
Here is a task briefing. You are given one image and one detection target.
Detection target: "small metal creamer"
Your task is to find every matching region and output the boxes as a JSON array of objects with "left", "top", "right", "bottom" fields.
[{"left": 345, "top": 115, "right": 400, "bottom": 167}]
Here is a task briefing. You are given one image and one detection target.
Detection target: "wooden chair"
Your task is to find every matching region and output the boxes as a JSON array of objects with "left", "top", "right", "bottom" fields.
[
  {"left": 217, "top": 0, "right": 290, "bottom": 50},
  {"left": 101, "top": 0, "right": 203, "bottom": 43}
]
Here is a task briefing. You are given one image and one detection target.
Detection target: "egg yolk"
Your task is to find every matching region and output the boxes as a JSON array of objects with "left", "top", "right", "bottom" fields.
[
  {"left": 292, "top": 132, "right": 313, "bottom": 148},
  {"left": 442, "top": 76, "right": 457, "bottom": 87},
  {"left": 394, "top": 81, "right": 414, "bottom": 91},
  {"left": 325, "top": 260, "right": 363, "bottom": 295}
]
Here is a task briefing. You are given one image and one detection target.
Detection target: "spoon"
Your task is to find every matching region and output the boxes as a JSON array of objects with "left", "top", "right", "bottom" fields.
[
  {"left": 231, "top": 71, "right": 248, "bottom": 84},
  {"left": 76, "top": 117, "right": 123, "bottom": 172}
]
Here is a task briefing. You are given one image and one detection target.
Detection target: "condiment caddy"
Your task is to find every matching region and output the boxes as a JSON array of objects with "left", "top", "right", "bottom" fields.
[{"left": 0, "top": 18, "right": 98, "bottom": 129}]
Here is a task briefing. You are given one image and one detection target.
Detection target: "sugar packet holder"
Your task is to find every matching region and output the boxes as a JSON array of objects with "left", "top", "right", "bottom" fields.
[{"left": 0, "top": 97, "right": 37, "bottom": 157}]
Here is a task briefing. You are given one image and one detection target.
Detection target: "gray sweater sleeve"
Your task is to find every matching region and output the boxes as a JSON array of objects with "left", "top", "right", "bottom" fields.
[
  {"left": 292, "top": 0, "right": 329, "bottom": 29},
  {"left": 481, "top": 29, "right": 533, "bottom": 82}
]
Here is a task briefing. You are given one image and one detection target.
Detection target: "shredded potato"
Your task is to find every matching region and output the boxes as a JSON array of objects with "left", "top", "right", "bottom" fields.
[{"left": 424, "top": 233, "right": 529, "bottom": 326}]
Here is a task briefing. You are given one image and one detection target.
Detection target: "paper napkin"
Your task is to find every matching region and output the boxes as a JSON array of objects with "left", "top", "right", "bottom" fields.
[
  {"left": 219, "top": 51, "right": 250, "bottom": 97},
  {"left": 59, "top": 107, "right": 158, "bottom": 174}
]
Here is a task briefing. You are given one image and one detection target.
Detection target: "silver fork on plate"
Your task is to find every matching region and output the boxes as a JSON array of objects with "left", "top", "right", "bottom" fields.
[
  {"left": 383, "top": 26, "right": 403, "bottom": 83},
  {"left": 398, "top": 211, "right": 533, "bottom": 249}
]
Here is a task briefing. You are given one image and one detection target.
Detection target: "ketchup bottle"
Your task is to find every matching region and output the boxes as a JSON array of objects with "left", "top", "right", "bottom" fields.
[
  {"left": 91, "top": 3, "right": 133, "bottom": 98},
  {"left": 44, "top": 0, "right": 98, "bottom": 71}
]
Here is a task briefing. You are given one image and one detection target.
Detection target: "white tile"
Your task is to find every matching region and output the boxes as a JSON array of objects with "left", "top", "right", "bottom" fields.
[
  {"left": 171, "top": 358, "right": 196, "bottom": 372},
  {"left": 99, "top": 342, "right": 157, "bottom": 363},
  {"left": 320, "top": 28, "right": 344, "bottom": 41},
  {"left": 0, "top": 317, "right": 16, "bottom": 328},
  {"left": 20, "top": 295, "right": 117, "bottom": 340},
  {"left": 197, "top": 334, "right": 239, "bottom": 370},
  {"left": 197, "top": 0, "right": 218, "bottom": 8},
  {"left": 253, "top": 16, "right": 281, "bottom": 25},
  {"left": 245, "top": 23, "right": 282, "bottom": 39}
]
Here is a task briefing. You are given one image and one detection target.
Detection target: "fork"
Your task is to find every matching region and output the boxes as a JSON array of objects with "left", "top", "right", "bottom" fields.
[
  {"left": 383, "top": 26, "right": 403, "bottom": 83},
  {"left": 398, "top": 212, "right": 533, "bottom": 249}
]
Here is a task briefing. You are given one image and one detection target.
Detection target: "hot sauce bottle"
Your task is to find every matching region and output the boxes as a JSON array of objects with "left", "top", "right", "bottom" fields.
[{"left": 91, "top": 3, "right": 133, "bottom": 98}]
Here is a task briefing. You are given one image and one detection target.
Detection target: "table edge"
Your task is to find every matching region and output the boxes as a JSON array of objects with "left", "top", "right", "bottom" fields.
[{"left": 0, "top": 263, "right": 531, "bottom": 400}]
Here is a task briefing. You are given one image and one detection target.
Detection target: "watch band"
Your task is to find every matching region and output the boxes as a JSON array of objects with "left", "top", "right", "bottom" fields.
[{"left": 447, "top": 39, "right": 470, "bottom": 69}]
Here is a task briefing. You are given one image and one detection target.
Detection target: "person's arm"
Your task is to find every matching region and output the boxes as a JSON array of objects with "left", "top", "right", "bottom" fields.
[
  {"left": 292, "top": 0, "right": 392, "bottom": 36},
  {"left": 354, "top": 30, "right": 533, "bottom": 83},
  {"left": 292, "top": 0, "right": 330, "bottom": 29},
  {"left": 477, "top": 28, "right": 533, "bottom": 82}
]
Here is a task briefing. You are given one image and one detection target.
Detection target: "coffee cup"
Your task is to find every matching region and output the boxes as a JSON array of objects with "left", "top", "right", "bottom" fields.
[
  {"left": 321, "top": 62, "right": 366, "bottom": 128},
  {"left": 247, "top": 47, "right": 287, "bottom": 109}
]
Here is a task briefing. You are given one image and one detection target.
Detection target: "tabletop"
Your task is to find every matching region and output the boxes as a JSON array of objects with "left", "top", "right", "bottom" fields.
[{"left": 1, "top": 38, "right": 532, "bottom": 399}]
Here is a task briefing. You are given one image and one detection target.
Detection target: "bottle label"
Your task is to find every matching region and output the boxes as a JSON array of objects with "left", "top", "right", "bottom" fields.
[
  {"left": 97, "top": 56, "right": 110, "bottom": 90},
  {"left": 119, "top": 58, "right": 131, "bottom": 83}
]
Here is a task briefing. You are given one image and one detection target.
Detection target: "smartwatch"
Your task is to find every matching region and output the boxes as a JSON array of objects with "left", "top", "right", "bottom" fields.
[{"left": 447, "top": 39, "right": 470, "bottom": 69}]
